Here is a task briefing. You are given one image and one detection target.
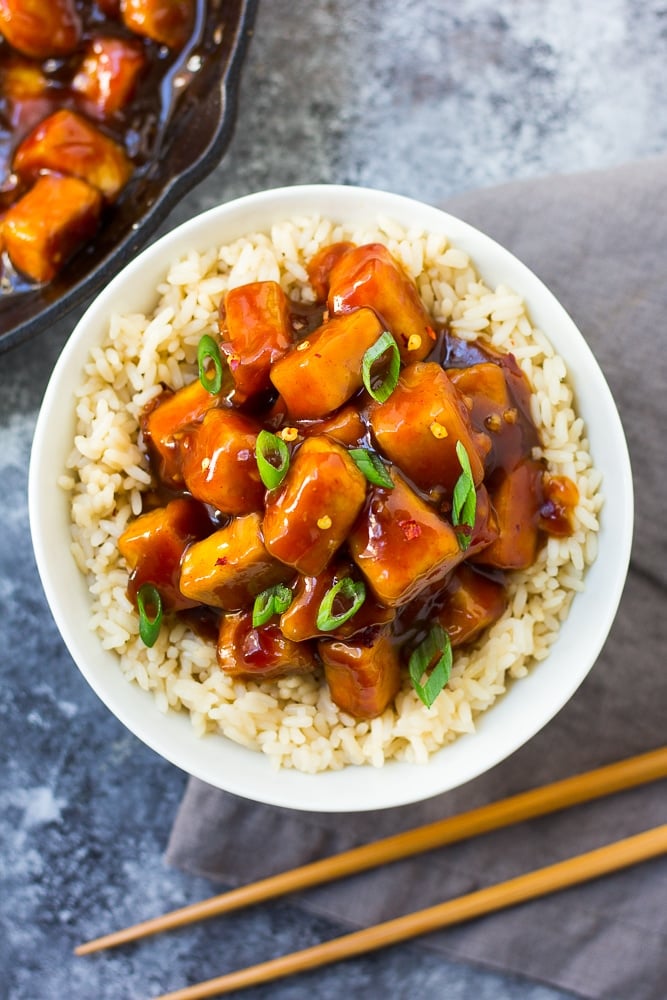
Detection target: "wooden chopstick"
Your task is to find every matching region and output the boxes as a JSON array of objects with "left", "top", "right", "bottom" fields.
[
  {"left": 75, "top": 745, "right": 667, "bottom": 956},
  {"left": 152, "top": 823, "right": 667, "bottom": 1000}
]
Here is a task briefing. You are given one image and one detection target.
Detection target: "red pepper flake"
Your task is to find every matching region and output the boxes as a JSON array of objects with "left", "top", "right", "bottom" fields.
[
  {"left": 426, "top": 325, "right": 437, "bottom": 341},
  {"left": 215, "top": 556, "right": 228, "bottom": 566},
  {"left": 399, "top": 519, "right": 422, "bottom": 541}
]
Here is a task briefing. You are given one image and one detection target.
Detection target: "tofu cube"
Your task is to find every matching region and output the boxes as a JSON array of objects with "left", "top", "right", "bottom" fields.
[
  {"left": 72, "top": 36, "right": 147, "bottom": 119},
  {"left": 3, "top": 174, "right": 101, "bottom": 283},
  {"left": 181, "top": 408, "right": 265, "bottom": 516},
  {"left": 122, "top": 0, "right": 195, "bottom": 49},
  {"left": 179, "top": 513, "right": 293, "bottom": 610},
  {"left": 349, "top": 469, "right": 463, "bottom": 606},
  {"left": 13, "top": 110, "right": 133, "bottom": 201},
  {"left": 220, "top": 280, "right": 294, "bottom": 402},
  {"left": 473, "top": 459, "right": 543, "bottom": 569},
  {"left": 465, "top": 483, "right": 500, "bottom": 557},
  {"left": 435, "top": 565, "right": 507, "bottom": 647},
  {"left": 296, "top": 405, "right": 366, "bottom": 448},
  {"left": 448, "top": 361, "right": 537, "bottom": 474},
  {"left": 270, "top": 307, "right": 384, "bottom": 419},
  {"left": 0, "top": 0, "right": 81, "bottom": 58},
  {"left": 96, "top": 0, "right": 121, "bottom": 15},
  {"left": 369, "top": 362, "right": 487, "bottom": 496},
  {"left": 263, "top": 436, "right": 367, "bottom": 576},
  {"left": 118, "top": 497, "right": 211, "bottom": 611},
  {"left": 217, "top": 612, "right": 316, "bottom": 679},
  {"left": 319, "top": 629, "right": 402, "bottom": 719},
  {"left": 327, "top": 242, "right": 434, "bottom": 362},
  {"left": 1, "top": 55, "right": 50, "bottom": 101},
  {"left": 279, "top": 560, "right": 394, "bottom": 642},
  {"left": 306, "top": 240, "right": 355, "bottom": 301},
  {"left": 141, "top": 379, "right": 221, "bottom": 488}
]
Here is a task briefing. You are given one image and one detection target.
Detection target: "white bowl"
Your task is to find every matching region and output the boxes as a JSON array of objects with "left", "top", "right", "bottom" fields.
[{"left": 29, "top": 185, "right": 633, "bottom": 812}]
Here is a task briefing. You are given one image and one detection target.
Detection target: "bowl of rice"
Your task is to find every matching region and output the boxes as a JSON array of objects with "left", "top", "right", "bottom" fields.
[{"left": 29, "top": 184, "right": 633, "bottom": 812}]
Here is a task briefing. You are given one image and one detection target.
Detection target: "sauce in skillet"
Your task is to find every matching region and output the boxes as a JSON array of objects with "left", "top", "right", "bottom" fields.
[{"left": 0, "top": 0, "right": 203, "bottom": 292}]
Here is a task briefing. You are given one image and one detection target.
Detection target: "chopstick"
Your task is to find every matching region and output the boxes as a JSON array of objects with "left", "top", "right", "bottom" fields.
[
  {"left": 75, "top": 745, "right": 667, "bottom": 956},
  {"left": 152, "top": 823, "right": 667, "bottom": 1000}
]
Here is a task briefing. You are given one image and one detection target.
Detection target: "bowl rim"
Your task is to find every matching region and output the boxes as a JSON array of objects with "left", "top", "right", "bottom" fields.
[{"left": 28, "top": 183, "right": 634, "bottom": 812}]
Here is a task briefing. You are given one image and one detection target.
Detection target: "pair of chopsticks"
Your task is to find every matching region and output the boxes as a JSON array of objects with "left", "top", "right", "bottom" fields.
[{"left": 76, "top": 746, "right": 667, "bottom": 1000}]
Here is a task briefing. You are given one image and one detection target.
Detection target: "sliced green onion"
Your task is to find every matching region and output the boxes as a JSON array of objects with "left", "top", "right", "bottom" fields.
[
  {"left": 452, "top": 440, "right": 477, "bottom": 550},
  {"left": 252, "top": 583, "right": 293, "bottom": 628},
  {"left": 255, "top": 430, "right": 290, "bottom": 489},
  {"left": 197, "top": 334, "right": 224, "bottom": 395},
  {"left": 408, "top": 625, "right": 452, "bottom": 708},
  {"left": 361, "top": 331, "right": 401, "bottom": 403},
  {"left": 136, "top": 583, "right": 163, "bottom": 648},
  {"left": 316, "top": 578, "right": 366, "bottom": 632},
  {"left": 349, "top": 448, "right": 394, "bottom": 489}
]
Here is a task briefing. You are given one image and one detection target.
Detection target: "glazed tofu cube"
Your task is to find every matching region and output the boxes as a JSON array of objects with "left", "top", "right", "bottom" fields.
[
  {"left": 118, "top": 498, "right": 211, "bottom": 611},
  {"left": 473, "top": 459, "right": 543, "bottom": 569},
  {"left": 448, "top": 361, "right": 537, "bottom": 474},
  {"left": 1, "top": 55, "right": 49, "bottom": 102},
  {"left": 449, "top": 360, "right": 512, "bottom": 412},
  {"left": 217, "top": 612, "right": 316, "bottom": 679},
  {"left": 72, "top": 36, "right": 147, "bottom": 119},
  {"left": 96, "top": 0, "right": 121, "bottom": 15},
  {"left": 319, "top": 629, "right": 402, "bottom": 719},
  {"left": 465, "top": 483, "right": 499, "bottom": 557},
  {"left": 297, "top": 405, "right": 366, "bottom": 448},
  {"left": 539, "top": 474, "right": 579, "bottom": 537},
  {"left": 280, "top": 560, "right": 395, "bottom": 642},
  {"left": 13, "top": 110, "right": 133, "bottom": 201},
  {"left": 181, "top": 408, "right": 265, "bottom": 516},
  {"left": 0, "top": 59, "right": 52, "bottom": 167},
  {"left": 0, "top": 174, "right": 25, "bottom": 211},
  {"left": 270, "top": 308, "right": 384, "bottom": 420},
  {"left": 142, "top": 379, "right": 221, "bottom": 488},
  {"left": 435, "top": 565, "right": 507, "bottom": 647},
  {"left": 0, "top": 0, "right": 81, "bottom": 58},
  {"left": 349, "top": 469, "right": 463, "bottom": 606},
  {"left": 369, "top": 362, "right": 487, "bottom": 496},
  {"left": 263, "top": 436, "right": 367, "bottom": 577},
  {"left": 3, "top": 174, "right": 101, "bottom": 283},
  {"left": 220, "top": 281, "right": 294, "bottom": 403},
  {"left": 179, "top": 513, "right": 294, "bottom": 611},
  {"left": 328, "top": 243, "right": 434, "bottom": 363},
  {"left": 306, "top": 241, "right": 355, "bottom": 302},
  {"left": 122, "top": 0, "right": 195, "bottom": 49}
]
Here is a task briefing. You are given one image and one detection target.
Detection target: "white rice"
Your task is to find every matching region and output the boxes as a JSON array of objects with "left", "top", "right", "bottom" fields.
[{"left": 60, "top": 214, "right": 602, "bottom": 772}]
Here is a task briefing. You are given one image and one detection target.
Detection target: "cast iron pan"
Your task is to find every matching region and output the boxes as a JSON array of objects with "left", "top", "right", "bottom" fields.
[{"left": 0, "top": 0, "right": 258, "bottom": 352}]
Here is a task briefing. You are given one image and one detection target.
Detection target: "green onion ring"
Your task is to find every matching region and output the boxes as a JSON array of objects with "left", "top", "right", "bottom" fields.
[
  {"left": 408, "top": 625, "right": 452, "bottom": 708},
  {"left": 197, "top": 334, "right": 224, "bottom": 395},
  {"left": 349, "top": 448, "right": 394, "bottom": 489},
  {"left": 316, "top": 578, "right": 366, "bottom": 632},
  {"left": 361, "top": 331, "right": 401, "bottom": 403},
  {"left": 255, "top": 430, "right": 290, "bottom": 490},
  {"left": 252, "top": 583, "right": 293, "bottom": 628},
  {"left": 136, "top": 583, "right": 163, "bottom": 648},
  {"left": 452, "top": 440, "right": 477, "bottom": 550}
]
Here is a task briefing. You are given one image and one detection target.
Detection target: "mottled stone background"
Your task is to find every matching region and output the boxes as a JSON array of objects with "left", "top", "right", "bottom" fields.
[{"left": 1, "top": 2, "right": 666, "bottom": 998}]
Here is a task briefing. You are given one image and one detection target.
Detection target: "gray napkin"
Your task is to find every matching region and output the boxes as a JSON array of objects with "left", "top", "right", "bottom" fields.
[{"left": 166, "top": 156, "right": 667, "bottom": 1000}]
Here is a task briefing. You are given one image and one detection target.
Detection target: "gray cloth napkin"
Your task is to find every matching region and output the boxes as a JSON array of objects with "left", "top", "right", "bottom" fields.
[{"left": 166, "top": 156, "right": 667, "bottom": 1000}]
